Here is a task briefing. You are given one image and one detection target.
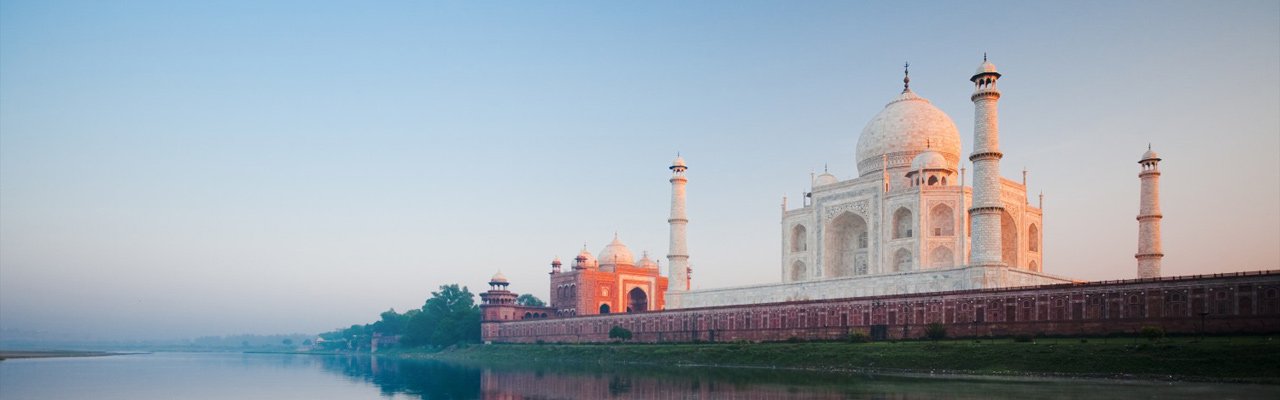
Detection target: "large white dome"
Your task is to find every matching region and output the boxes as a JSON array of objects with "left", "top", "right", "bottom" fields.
[{"left": 855, "top": 90, "right": 962, "bottom": 177}]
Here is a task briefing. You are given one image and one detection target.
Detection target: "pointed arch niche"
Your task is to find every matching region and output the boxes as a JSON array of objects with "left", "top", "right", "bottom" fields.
[
  {"left": 825, "top": 212, "right": 868, "bottom": 278},
  {"left": 930, "top": 204, "right": 955, "bottom": 237},
  {"left": 930, "top": 246, "right": 955, "bottom": 268},
  {"left": 1001, "top": 210, "right": 1018, "bottom": 268},
  {"left": 790, "top": 260, "right": 808, "bottom": 281},
  {"left": 892, "top": 207, "right": 914, "bottom": 239},
  {"left": 791, "top": 224, "right": 808, "bottom": 252},
  {"left": 893, "top": 248, "right": 913, "bottom": 272},
  {"left": 1028, "top": 223, "right": 1039, "bottom": 252}
]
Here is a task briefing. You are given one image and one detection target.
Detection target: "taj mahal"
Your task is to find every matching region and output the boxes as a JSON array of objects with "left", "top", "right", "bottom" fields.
[
  {"left": 482, "top": 57, "right": 1166, "bottom": 320},
  {"left": 472, "top": 57, "right": 1278, "bottom": 344},
  {"left": 668, "top": 58, "right": 1085, "bottom": 309}
]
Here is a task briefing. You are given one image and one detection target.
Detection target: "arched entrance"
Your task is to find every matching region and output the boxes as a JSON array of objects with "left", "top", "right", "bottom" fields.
[
  {"left": 628, "top": 288, "right": 648, "bottom": 312},
  {"left": 825, "top": 211, "right": 868, "bottom": 277},
  {"left": 599, "top": 304, "right": 611, "bottom": 314}
]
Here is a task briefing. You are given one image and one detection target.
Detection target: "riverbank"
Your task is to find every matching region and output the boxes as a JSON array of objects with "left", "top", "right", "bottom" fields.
[
  {"left": 0, "top": 350, "right": 127, "bottom": 361},
  {"left": 421, "top": 336, "right": 1280, "bottom": 384}
]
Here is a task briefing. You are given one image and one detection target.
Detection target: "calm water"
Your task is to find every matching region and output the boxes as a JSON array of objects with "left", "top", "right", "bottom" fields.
[{"left": 0, "top": 352, "right": 1275, "bottom": 399}]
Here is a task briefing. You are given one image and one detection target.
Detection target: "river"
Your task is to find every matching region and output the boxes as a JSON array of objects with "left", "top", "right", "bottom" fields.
[{"left": 0, "top": 352, "right": 1274, "bottom": 399}]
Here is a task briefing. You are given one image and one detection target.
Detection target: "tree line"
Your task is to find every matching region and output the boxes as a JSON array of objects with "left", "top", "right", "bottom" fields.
[{"left": 319, "top": 284, "right": 544, "bottom": 349}]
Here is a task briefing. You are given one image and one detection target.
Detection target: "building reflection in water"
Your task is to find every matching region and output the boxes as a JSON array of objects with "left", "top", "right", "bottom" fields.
[{"left": 315, "top": 354, "right": 1274, "bottom": 400}]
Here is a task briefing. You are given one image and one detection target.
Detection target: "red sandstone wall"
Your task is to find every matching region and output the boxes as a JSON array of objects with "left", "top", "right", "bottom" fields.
[{"left": 484, "top": 271, "right": 1280, "bottom": 343}]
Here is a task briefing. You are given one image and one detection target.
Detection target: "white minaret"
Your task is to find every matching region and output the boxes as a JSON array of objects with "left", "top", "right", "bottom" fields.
[
  {"left": 667, "top": 156, "right": 690, "bottom": 292},
  {"left": 1136, "top": 146, "right": 1163, "bottom": 278},
  {"left": 968, "top": 55, "right": 1006, "bottom": 267}
]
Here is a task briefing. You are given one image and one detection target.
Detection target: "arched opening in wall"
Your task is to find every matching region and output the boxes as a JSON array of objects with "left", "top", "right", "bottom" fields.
[
  {"left": 790, "top": 260, "right": 808, "bottom": 282},
  {"left": 941, "top": 177, "right": 947, "bottom": 185},
  {"left": 599, "top": 304, "right": 610, "bottom": 314},
  {"left": 892, "top": 207, "right": 913, "bottom": 239},
  {"left": 1029, "top": 224, "right": 1039, "bottom": 252},
  {"left": 628, "top": 288, "right": 648, "bottom": 312},
  {"left": 791, "top": 225, "right": 807, "bottom": 252},
  {"left": 927, "top": 176, "right": 939, "bottom": 185},
  {"left": 523, "top": 312, "right": 532, "bottom": 319},
  {"left": 930, "top": 246, "right": 954, "bottom": 268},
  {"left": 1262, "top": 288, "right": 1279, "bottom": 314},
  {"left": 930, "top": 204, "right": 955, "bottom": 236},
  {"left": 1001, "top": 209, "right": 1018, "bottom": 268},
  {"left": 893, "top": 248, "right": 912, "bottom": 272},
  {"left": 824, "top": 211, "right": 867, "bottom": 278},
  {"left": 1029, "top": 260, "right": 1039, "bottom": 272}
]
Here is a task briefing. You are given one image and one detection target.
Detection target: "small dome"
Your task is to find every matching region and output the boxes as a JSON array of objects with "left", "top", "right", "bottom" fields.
[
  {"left": 637, "top": 252, "right": 659, "bottom": 269},
  {"left": 551, "top": 256, "right": 561, "bottom": 265},
  {"left": 490, "top": 271, "right": 508, "bottom": 284},
  {"left": 575, "top": 248, "right": 596, "bottom": 268},
  {"left": 598, "top": 237, "right": 635, "bottom": 268},
  {"left": 670, "top": 156, "right": 687, "bottom": 170},
  {"left": 1141, "top": 148, "right": 1160, "bottom": 161},
  {"left": 910, "top": 149, "right": 952, "bottom": 171},
  {"left": 975, "top": 61, "right": 999, "bottom": 75},
  {"left": 815, "top": 172, "right": 839, "bottom": 186}
]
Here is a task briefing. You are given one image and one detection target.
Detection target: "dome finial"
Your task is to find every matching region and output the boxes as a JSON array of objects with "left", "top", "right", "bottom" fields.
[
  {"left": 984, "top": 52, "right": 987, "bottom": 62},
  {"left": 903, "top": 62, "right": 911, "bottom": 92},
  {"left": 824, "top": 163, "right": 828, "bottom": 173}
]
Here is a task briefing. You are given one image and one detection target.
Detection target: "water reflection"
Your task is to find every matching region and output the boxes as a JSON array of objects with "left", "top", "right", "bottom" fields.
[
  {"left": 316, "top": 355, "right": 482, "bottom": 398},
  {"left": 316, "top": 355, "right": 1276, "bottom": 400}
]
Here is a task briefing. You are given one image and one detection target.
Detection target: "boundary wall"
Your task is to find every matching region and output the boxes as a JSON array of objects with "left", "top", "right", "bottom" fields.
[{"left": 482, "top": 271, "right": 1280, "bottom": 343}]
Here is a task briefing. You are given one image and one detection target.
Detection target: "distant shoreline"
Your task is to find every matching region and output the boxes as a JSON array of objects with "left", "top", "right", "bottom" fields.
[{"left": 0, "top": 350, "right": 135, "bottom": 361}]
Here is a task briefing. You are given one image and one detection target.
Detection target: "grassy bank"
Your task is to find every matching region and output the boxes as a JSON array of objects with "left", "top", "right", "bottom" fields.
[{"left": 428, "top": 336, "right": 1280, "bottom": 383}]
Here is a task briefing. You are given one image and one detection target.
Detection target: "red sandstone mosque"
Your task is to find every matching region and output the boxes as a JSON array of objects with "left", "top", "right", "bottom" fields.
[{"left": 478, "top": 58, "right": 1279, "bottom": 343}]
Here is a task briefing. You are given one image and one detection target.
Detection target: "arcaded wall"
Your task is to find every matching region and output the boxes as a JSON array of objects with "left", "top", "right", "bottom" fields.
[{"left": 482, "top": 271, "right": 1280, "bottom": 343}]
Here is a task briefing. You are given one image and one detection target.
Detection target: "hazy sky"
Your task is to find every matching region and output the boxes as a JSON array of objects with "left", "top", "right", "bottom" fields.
[{"left": 2, "top": 1, "right": 1277, "bottom": 341}]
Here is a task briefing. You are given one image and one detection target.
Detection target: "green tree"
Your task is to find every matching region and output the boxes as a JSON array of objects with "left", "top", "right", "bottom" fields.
[
  {"left": 608, "top": 326, "right": 632, "bottom": 341},
  {"left": 373, "top": 308, "right": 413, "bottom": 335},
  {"left": 402, "top": 284, "right": 481, "bottom": 347},
  {"left": 282, "top": 338, "right": 293, "bottom": 345},
  {"left": 303, "top": 339, "right": 312, "bottom": 346},
  {"left": 516, "top": 294, "right": 546, "bottom": 307}
]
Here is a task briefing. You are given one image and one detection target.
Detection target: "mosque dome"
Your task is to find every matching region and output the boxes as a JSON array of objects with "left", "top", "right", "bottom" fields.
[
  {"left": 855, "top": 90, "right": 962, "bottom": 176},
  {"left": 490, "top": 271, "right": 508, "bottom": 284},
  {"left": 637, "top": 252, "right": 659, "bottom": 269},
  {"left": 815, "top": 172, "right": 839, "bottom": 186},
  {"left": 910, "top": 148, "right": 952, "bottom": 171},
  {"left": 598, "top": 237, "right": 635, "bottom": 268},
  {"left": 574, "top": 248, "right": 596, "bottom": 268}
]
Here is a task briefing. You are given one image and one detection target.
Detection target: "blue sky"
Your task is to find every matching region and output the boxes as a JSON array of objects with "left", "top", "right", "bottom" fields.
[{"left": 2, "top": 0, "right": 1277, "bottom": 340}]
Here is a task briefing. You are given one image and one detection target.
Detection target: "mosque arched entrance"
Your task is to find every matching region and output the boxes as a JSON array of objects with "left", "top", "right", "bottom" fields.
[
  {"left": 599, "top": 304, "right": 610, "bottom": 314},
  {"left": 628, "top": 288, "right": 648, "bottom": 312}
]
